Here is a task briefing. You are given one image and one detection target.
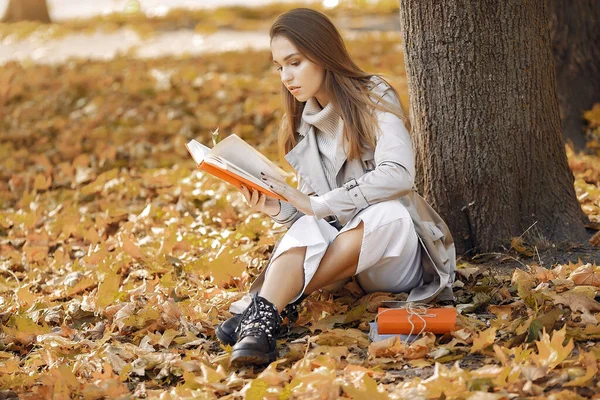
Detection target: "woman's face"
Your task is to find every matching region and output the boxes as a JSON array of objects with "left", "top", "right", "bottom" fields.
[{"left": 271, "top": 35, "right": 329, "bottom": 105}]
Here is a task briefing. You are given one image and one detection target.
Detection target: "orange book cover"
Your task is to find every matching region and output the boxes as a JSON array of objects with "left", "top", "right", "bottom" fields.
[
  {"left": 185, "top": 134, "right": 288, "bottom": 202},
  {"left": 377, "top": 307, "right": 457, "bottom": 335},
  {"left": 198, "top": 160, "right": 286, "bottom": 201}
]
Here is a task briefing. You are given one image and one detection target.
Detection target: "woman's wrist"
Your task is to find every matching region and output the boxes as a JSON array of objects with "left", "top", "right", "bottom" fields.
[{"left": 265, "top": 200, "right": 282, "bottom": 216}]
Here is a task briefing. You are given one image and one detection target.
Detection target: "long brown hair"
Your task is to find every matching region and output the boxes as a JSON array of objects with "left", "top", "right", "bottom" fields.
[{"left": 270, "top": 8, "right": 409, "bottom": 162}]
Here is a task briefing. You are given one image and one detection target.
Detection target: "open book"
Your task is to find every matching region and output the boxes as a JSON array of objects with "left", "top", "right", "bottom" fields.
[{"left": 185, "top": 134, "right": 288, "bottom": 201}]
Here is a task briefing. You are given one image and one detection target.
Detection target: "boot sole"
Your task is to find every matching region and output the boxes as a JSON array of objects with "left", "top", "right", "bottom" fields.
[
  {"left": 215, "top": 325, "right": 237, "bottom": 347},
  {"left": 230, "top": 348, "right": 276, "bottom": 366}
]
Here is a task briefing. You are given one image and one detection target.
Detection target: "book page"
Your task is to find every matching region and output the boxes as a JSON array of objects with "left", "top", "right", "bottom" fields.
[
  {"left": 204, "top": 155, "right": 270, "bottom": 191},
  {"left": 210, "top": 134, "right": 287, "bottom": 183},
  {"left": 185, "top": 139, "right": 211, "bottom": 165}
]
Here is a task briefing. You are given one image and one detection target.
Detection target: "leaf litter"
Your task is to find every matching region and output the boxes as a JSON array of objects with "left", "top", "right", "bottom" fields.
[{"left": 0, "top": 8, "right": 600, "bottom": 399}]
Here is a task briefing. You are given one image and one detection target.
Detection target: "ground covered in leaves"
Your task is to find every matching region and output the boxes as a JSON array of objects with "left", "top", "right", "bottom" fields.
[{"left": 1, "top": 4, "right": 600, "bottom": 399}]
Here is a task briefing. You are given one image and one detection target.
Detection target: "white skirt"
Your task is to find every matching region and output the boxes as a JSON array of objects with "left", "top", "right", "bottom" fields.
[{"left": 229, "top": 200, "right": 423, "bottom": 314}]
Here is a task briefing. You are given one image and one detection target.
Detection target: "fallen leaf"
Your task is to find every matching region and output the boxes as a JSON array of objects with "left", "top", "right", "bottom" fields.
[
  {"left": 341, "top": 372, "right": 389, "bottom": 400},
  {"left": 96, "top": 270, "right": 122, "bottom": 311},
  {"left": 313, "top": 328, "right": 370, "bottom": 348},
  {"left": 470, "top": 327, "right": 497, "bottom": 353},
  {"left": 511, "top": 237, "right": 534, "bottom": 257},
  {"left": 590, "top": 230, "right": 600, "bottom": 247},
  {"left": 531, "top": 327, "right": 574, "bottom": 370},
  {"left": 120, "top": 234, "right": 145, "bottom": 260},
  {"left": 527, "top": 308, "right": 562, "bottom": 342},
  {"left": 564, "top": 351, "right": 598, "bottom": 387},
  {"left": 309, "top": 314, "right": 346, "bottom": 333},
  {"left": 569, "top": 263, "right": 600, "bottom": 287},
  {"left": 549, "top": 291, "right": 600, "bottom": 325},
  {"left": 456, "top": 265, "right": 480, "bottom": 281},
  {"left": 511, "top": 269, "right": 537, "bottom": 299}
]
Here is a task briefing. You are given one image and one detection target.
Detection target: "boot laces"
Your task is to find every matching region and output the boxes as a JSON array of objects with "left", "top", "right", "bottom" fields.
[
  {"left": 236, "top": 295, "right": 281, "bottom": 341},
  {"left": 279, "top": 294, "right": 307, "bottom": 334}
]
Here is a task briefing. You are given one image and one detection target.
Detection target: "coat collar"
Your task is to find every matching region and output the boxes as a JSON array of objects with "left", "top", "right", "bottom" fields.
[
  {"left": 285, "top": 124, "right": 332, "bottom": 195},
  {"left": 287, "top": 109, "right": 375, "bottom": 194},
  {"left": 302, "top": 112, "right": 349, "bottom": 180}
]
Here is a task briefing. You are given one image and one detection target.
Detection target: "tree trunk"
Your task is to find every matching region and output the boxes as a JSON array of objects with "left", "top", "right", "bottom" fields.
[
  {"left": 398, "top": 0, "right": 588, "bottom": 254},
  {"left": 1, "top": 0, "right": 51, "bottom": 23},
  {"left": 547, "top": 0, "right": 600, "bottom": 151}
]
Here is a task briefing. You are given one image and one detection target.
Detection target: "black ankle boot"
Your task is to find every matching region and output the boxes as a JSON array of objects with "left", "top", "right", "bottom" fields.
[
  {"left": 215, "top": 313, "right": 242, "bottom": 346},
  {"left": 230, "top": 294, "right": 282, "bottom": 366},
  {"left": 216, "top": 294, "right": 307, "bottom": 347}
]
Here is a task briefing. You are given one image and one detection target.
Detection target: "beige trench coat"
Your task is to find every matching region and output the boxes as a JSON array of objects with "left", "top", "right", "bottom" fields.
[{"left": 248, "top": 77, "right": 456, "bottom": 304}]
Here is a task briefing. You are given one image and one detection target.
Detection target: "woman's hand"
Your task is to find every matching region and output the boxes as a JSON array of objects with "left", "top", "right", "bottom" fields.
[
  {"left": 260, "top": 173, "right": 314, "bottom": 216},
  {"left": 240, "top": 184, "right": 281, "bottom": 216}
]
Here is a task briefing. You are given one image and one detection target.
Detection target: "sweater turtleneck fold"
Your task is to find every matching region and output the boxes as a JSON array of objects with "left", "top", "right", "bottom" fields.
[
  {"left": 301, "top": 98, "right": 340, "bottom": 138},
  {"left": 302, "top": 98, "right": 341, "bottom": 220}
]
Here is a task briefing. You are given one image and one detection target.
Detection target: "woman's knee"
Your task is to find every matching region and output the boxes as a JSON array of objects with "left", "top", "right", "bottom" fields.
[
  {"left": 273, "top": 246, "right": 307, "bottom": 264},
  {"left": 265, "top": 246, "right": 306, "bottom": 280},
  {"left": 359, "top": 200, "right": 410, "bottom": 224}
]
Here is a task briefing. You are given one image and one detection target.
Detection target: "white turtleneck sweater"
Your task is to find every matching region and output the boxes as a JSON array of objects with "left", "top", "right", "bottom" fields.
[{"left": 272, "top": 98, "right": 340, "bottom": 224}]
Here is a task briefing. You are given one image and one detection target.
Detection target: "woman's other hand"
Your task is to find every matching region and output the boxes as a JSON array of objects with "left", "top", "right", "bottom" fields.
[
  {"left": 260, "top": 173, "right": 314, "bottom": 216},
  {"left": 240, "top": 184, "right": 281, "bottom": 216}
]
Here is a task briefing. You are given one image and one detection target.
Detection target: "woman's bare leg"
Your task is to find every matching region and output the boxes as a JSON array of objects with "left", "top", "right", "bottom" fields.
[
  {"left": 304, "top": 221, "right": 363, "bottom": 294},
  {"left": 259, "top": 221, "right": 364, "bottom": 311},
  {"left": 258, "top": 247, "right": 306, "bottom": 311}
]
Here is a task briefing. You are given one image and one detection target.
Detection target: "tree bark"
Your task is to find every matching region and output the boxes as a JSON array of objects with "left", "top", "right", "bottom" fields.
[
  {"left": 547, "top": 0, "right": 600, "bottom": 151},
  {"left": 398, "top": 0, "right": 588, "bottom": 254},
  {"left": 1, "top": 0, "right": 51, "bottom": 23}
]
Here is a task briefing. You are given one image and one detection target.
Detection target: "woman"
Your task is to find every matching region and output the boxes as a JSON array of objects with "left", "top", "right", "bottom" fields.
[{"left": 219, "top": 8, "right": 456, "bottom": 366}]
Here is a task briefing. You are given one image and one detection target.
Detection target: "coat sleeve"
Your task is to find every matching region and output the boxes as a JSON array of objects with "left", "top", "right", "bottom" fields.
[
  {"left": 270, "top": 174, "right": 315, "bottom": 228},
  {"left": 317, "top": 86, "right": 415, "bottom": 225}
]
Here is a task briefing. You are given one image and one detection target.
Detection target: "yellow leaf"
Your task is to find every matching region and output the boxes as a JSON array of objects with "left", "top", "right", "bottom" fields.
[
  {"left": 341, "top": 372, "right": 390, "bottom": 400},
  {"left": 84, "top": 242, "right": 109, "bottom": 265},
  {"left": 56, "top": 364, "right": 80, "bottom": 390},
  {"left": 408, "top": 358, "right": 432, "bottom": 368},
  {"left": 199, "top": 363, "right": 225, "bottom": 384},
  {"left": 308, "top": 345, "right": 349, "bottom": 362},
  {"left": 531, "top": 327, "right": 574, "bottom": 370},
  {"left": 569, "top": 263, "right": 600, "bottom": 287},
  {"left": 368, "top": 335, "right": 404, "bottom": 359},
  {"left": 33, "top": 173, "right": 51, "bottom": 190},
  {"left": 583, "top": 103, "right": 600, "bottom": 127},
  {"left": 157, "top": 329, "right": 179, "bottom": 348},
  {"left": 511, "top": 237, "right": 533, "bottom": 256},
  {"left": 23, "top": 244, "right": 48, "bottom": 263},
  {"left": 96, "top": 270, "right": 121, "bottom": 311},
  {"left": 16, "top": 285, "right": 36, "bottom": 307},
  {"left": 548, "top": 291, "right": 600, "bottom": 325},
  {"left": 511, "top": 269, "right": 536, "bottom": 299},
  {"left": 120, "top": 233, "right": 144, "bottom": 260},
  {"left": 569, "top": 285, "right": 598, "bottom": 299},
  {"left": 209, "top": 248, "right": 246, "bottom": 285},
  {"left": 564, "top": 351, "right": 598, "bottom": 387},
  {"left": 0, "top": 358, "right": 20, "bottom": 374},
  {"left": 255, "top": 360, "right": 289, "bottom": 386},
  {"left": 488, "top": 304, "right": 515, "bottom": 329},
  {"left": 405, "top": 332, "right": 436, "bottom": 360},
  {"left": 62, "top": 276, "right": 96, "bottom": 299},
  {"left": 245, "top": 378, "right": 269, "bottom": 400},
  {"left": 120, "top": 364, "right": 132, "bottom": 382},
  {"left": 84, "top": 226, "right": 101, "bottom": 245},
  {"left": 2, "top": 315, "right": 50, "bottom": 346},
  {"left": 511, "top": 345, "right": 535, "bottom": 365},
  {"left": 309, "top": 314, "right": 346, "bottom": 333},
  {"left": 313, "top": 328, "right": 370, "bottom": 348},
  {"left": 470, "top": 327, "right": 497, "bottom": 353}
]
